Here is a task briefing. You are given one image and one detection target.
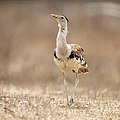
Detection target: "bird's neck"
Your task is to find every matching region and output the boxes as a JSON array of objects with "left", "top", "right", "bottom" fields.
[
  {"left": 56, "top": 25, "right": 71, "bottom": 59},
  {"left": 57, "top": 25, "right": 68, "bottom": 46}
]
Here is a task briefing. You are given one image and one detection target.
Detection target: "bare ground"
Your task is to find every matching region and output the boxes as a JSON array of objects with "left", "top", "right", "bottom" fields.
[{"left": 0, "top": 85, "right": 120, "bottom": 120}]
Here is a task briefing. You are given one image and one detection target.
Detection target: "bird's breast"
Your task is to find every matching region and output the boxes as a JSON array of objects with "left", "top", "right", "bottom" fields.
[
  {"left": 54, "top": 57, "right": 66, "bottom": 72},
  {"left": 56, "top": 48, "right": 71, "bottom": 60}
]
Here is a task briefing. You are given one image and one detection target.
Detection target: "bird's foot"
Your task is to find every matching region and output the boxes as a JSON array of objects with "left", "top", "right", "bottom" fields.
[{"left": 67, "top": 96, "right": 74, "bottom": 106}]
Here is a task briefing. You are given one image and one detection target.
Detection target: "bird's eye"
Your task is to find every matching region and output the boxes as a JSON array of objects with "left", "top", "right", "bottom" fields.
[{"left": 61, "top": 16, "right": 64, "bottom": 19}]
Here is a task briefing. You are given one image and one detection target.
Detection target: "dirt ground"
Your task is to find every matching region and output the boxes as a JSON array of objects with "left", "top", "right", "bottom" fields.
[{"left": 0, "top": 84, "right": 120, "bottom": 120}]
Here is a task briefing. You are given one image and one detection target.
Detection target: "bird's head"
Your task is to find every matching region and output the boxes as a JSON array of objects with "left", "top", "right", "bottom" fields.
[{"left": 51, "top": 13, "right": 69, "bottom": 29}]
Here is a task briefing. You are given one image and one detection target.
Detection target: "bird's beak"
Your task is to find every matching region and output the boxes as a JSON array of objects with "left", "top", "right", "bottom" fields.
[{"left": 51, "top": 14, "right": 58, "bottom": 19}]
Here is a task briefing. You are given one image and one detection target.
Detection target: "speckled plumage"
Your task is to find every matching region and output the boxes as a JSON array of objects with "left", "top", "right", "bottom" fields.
[{"left": 54, "top": 44, "right": 88, "bottom": 73}]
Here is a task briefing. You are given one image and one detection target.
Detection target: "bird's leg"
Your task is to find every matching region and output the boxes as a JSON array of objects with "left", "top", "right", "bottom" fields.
[
  {"left": 70, "top": 73, "right": 79, "bottom": 105},
  {"left": 63, "top": 71, "right": 69, "bottom": 106}
]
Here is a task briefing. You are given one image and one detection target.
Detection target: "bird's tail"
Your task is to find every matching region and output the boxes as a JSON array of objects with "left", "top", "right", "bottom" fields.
[
  {"left": 78, "top": 67, "right": 89, "bottom": 73},
  {"left": 79, "top": 61, "right": 89, "bottom": 73}
]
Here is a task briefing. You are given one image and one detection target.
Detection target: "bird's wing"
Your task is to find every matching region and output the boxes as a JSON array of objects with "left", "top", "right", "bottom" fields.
[
  {"left": 68, "top": 44, "right": 88, "bottom": 73},
  {"left": 69, "top": 44, "right": 85, "bottom": 57}
]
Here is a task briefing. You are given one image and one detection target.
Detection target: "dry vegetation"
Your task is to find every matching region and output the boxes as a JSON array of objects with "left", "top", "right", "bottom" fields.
[
  {"left": 0, "top": 84, "right": 120, "bottom": 120},
  {"left": 0, "top": 1, "right": 120, "bottom": 120}
]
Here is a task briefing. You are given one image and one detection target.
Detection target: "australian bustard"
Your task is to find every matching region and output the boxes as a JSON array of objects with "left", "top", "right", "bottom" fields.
[{"left": 51, "top": 13, "right": 88, "bottom": 106}]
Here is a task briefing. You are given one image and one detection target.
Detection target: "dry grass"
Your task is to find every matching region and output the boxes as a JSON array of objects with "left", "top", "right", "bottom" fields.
[{"left": 0, "top": 84, "right": 120, "bottom": 120}]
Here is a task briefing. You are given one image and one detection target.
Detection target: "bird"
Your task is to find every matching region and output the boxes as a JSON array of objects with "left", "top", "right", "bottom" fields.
[{"left": 51, "top": 13, "right": 88, "bottom": 106}]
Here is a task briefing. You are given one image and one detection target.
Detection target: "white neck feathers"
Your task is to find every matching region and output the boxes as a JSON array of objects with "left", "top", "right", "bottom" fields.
[{"left": 56, "top": 24, "right": 71, "bottom": 59}]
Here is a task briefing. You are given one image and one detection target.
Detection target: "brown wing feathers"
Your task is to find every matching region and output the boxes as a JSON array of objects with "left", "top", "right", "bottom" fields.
[
  {"left": 69, "top": 44, "right": 88, "bottom": 73},
  {"left": 69, "top": 44, "right": 84, "bottom": 57},
  {"left": 68, "top": 44, "right": 85, "bottom": 61}
]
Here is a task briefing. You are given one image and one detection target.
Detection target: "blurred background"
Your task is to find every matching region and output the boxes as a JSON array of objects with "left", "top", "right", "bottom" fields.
[{"left": 0, "top": 0, "right": 120, "bottom": 90}]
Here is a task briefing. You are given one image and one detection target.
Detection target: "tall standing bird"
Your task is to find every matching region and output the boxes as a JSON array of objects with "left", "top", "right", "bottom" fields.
[{"left": 51, "top": 13, "right": 88, "bottom": 106}]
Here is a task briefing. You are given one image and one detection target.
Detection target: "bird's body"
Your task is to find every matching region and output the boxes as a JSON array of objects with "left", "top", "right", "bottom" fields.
[
  {"left": 54, "top": 44, "right": 88, "bottom": 73},
  {"left": 51, "top": 13, "right": 88, "bottom": 106}
]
